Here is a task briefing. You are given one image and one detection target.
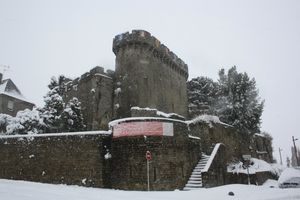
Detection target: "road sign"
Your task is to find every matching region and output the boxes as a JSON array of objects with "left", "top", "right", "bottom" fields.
[
  {"left": 146, "top": 151, "right": 152, "bottom": 161},
  {"left": 242, "top": 154, "right": 251, "bottom": 161}
]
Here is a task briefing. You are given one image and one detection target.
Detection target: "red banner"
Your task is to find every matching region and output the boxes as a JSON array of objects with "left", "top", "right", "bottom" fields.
[{"left": 113, "top": 121, "right": 173, "bottom": 138}]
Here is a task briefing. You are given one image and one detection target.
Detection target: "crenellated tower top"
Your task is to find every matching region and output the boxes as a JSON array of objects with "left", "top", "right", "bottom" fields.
[{"left": 113, "top": 30, "right": 188, "bottom": 79}]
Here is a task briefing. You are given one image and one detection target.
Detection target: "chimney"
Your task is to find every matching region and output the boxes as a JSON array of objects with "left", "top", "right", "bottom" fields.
[{"left": 0, "top": 73, "right": 2, "bottom": 83}]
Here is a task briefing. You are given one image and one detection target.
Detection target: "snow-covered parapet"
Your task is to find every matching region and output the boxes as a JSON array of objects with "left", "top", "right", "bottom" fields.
[
  {"left": 227, "top": 158, "right": 281, "bottom": 176},
  {"left": 0, "top": 130, "right": 111, "bottom": 139},
  {"left": 186, "top": 114, "right": 231, "bottom": 128}
]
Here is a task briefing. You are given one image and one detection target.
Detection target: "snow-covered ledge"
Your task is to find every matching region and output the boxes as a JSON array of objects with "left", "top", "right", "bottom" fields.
[
  {"left": 186, "top": 114, "right": 232, "bottom": 128},
  {"left": 0, "top": 130, "right": 111, "bottom": 139}
]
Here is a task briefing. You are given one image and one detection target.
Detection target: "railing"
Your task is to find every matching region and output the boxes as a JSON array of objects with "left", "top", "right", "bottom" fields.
[{"left": 202, "top": 143, "right": 222, "bottom": 172}]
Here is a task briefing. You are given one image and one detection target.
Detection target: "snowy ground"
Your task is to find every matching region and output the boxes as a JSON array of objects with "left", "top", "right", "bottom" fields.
[{"left": 0, "top": 179, "right": 300, "bottom": 200}]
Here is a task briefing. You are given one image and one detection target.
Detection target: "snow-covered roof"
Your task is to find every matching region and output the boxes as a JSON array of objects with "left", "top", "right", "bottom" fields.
[
  {"left": 0, "top": 79, "right": 8, "bottom": 93},
  {"left": 0, "top": 79, "right": 34, "bottom": 104}
]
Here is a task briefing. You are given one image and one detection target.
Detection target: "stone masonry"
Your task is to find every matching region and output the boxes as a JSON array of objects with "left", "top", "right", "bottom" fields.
[
  {"left": 113, "top": 30, "right": 189, "bottom": 118},
  {"left": 63, "top": 67, "right": 114, "bottom": 130},
  {"left": 0, "top": 132, "right": 111, "bottom": 188}
]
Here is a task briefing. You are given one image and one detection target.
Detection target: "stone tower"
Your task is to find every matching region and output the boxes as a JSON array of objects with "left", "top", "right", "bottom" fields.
[{"left": 113, "top": 30, "right": 189, "bottom": 118}]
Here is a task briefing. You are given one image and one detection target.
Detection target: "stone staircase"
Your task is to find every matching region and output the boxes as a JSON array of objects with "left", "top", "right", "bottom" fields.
[{"left": 183, "top": 154, "right": 210, "bottom": 190}]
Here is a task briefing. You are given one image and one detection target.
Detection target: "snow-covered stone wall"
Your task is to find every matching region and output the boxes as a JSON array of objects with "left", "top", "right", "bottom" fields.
[{"left": 0, "top": 131, "right": 111, "bottom": 188}]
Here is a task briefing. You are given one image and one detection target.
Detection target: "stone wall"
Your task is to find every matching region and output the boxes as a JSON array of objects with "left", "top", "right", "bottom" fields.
[
  {"left": 252, "top": 134, "right": 273, "bottom": 163},
  {"left": 0, "top": 94, "right": 34, "bottom": 116},
  {"left": 188, "top": 121, "right": 243, "bottom": 161},
  {"left": 188, "top": 121, "right": 273, "bottom": 163},
  {"left": 227, "top": 171, "right": 276, "bottom": 185},
  {"left": 113, "top": 30, "right": 189, "bottom": 118},
  {"left": 109, "top": 118, "right": 200, "bottom": 190},
  {"left": 64, "top": 66, "right": 114, "bottom": 130},
  {"left": 0, "top": 132, "right": 111, "bottom": 188}
]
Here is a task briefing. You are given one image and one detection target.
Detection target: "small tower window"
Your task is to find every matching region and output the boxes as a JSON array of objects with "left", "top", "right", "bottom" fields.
[{"left": 7, "top": 100, "right": 14, "bottom": 111}]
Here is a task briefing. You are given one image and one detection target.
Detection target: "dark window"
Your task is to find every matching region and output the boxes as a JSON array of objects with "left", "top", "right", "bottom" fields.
[{"left": 7, "top": 101, "right": 14, "bottom": 111}]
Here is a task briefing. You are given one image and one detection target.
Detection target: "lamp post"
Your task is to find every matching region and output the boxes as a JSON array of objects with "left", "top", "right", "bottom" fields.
[
  {"left": 279, "top": 148, "right": 283, "bottom": 165},
  {"left": 292, "top": 136, "right": 299, "bottom": 166}
]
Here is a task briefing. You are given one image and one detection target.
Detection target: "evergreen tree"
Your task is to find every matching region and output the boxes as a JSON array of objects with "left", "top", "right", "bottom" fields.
[
  {"left": 216, "top": 66, "right": 264, "bottom": 135},
  {"left": 41, "top": 75, "right": 66, "bottom": 132},
  {"left": 187, "top": 66, "right": 264, "bottom": 136},
  {"left": 187, "top": 77, "right": 219, "bottom": 117},
  {"left": 61, "top": 97, "right": 86, "bottom": 132}
]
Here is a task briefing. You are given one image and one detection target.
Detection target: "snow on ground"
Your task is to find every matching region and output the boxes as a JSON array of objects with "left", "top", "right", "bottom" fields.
[
  {"left": 0, "top": 179, "right": 300, "bottom": 200},
  {"left": 227, "top": 158, "right": 282, "bottom": 176}
]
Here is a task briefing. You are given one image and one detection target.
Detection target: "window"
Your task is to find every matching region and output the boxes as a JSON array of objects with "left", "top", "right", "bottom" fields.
[
  {"left": 7, "top": 100, "right": 14, "bottom": 111},
  {"left": 73, "top": 85, "right": 78, "bottom": 91}
]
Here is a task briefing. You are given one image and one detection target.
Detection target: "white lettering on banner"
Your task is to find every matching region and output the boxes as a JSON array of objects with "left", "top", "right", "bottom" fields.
[{"left": 113, "top": 121, "right": 174, "bottom": 138}]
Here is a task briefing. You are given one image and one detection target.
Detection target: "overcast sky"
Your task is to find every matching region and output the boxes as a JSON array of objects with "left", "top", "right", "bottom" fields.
[{"left": 1, "top": 0, "right": 300, "bottom": 163}]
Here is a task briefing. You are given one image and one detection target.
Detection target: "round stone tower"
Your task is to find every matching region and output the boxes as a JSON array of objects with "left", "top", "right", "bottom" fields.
[{"left": 113, "top": 30, "right": 189, "bottom": 118}]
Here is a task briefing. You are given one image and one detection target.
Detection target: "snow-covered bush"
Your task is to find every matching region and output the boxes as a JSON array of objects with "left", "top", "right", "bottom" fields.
[
  {"left": 61, "top": 97, "right": 85, "bottom": 132},
  {"left": 6, "top": 109, "right": 45, "bottom": 135},
  {"left": 0, "top": 114, "right": 13, "bottom": 134}
]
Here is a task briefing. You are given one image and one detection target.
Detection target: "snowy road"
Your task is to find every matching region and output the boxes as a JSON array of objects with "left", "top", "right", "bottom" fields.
[{"left": 0, "top": 179, "right": 299, "bottom": 200}]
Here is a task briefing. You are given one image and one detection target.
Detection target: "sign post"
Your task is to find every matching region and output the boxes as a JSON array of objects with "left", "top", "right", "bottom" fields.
[
  {"left": 242, "top": 154, "right": 251, "bottom": 185},
  {"left": 146, "top": 151, "right": 152, "bottom": 191}
]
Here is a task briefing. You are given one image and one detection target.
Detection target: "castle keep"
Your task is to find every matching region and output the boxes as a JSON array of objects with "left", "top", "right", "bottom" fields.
[
  {"left": 113, "top": 30, "right": 188, "bottom": 118},
  {"left": 0, "top": 30, "right": 274, "bottom": 191}
]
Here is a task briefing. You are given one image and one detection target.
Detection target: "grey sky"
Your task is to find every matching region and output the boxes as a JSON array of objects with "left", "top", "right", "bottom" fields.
[{"left": 1, "top": 0, "right": 300, "bottom": 163}]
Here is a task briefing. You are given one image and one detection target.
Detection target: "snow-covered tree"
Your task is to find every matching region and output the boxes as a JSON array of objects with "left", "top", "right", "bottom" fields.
[
  {"left": 187, "top": 77, "right": 219, "bottom": 117},
  {"left": 216, "top": 66, "right": 264, "bottom": 135},
  {"left": 40, "top": 75, "right": 66, "bottom": 132},
  {"left": 187, "top": 66, "right": 264, "bottom": 136},
  {"left": 61, "top": 97, "right": 86, "bottom": 132},
  {"left": 0, "top": 114, "right": 13, "bottom": 134},
  {"left": 6, "top": 109, "right": 45, "bottom": 135}
]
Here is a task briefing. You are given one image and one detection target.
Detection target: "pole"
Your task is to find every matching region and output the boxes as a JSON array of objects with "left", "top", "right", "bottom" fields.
[
  {"left": 292, "top": 136, "right": 299, "bottom": 166},
  {"left": 147, "top": 159, "right": 150, "bottom": 191},
  {"left": 246, "top": 166, "right": 250, "bottom": 185},
  {"left": 279, "top": 148, "right": 283, "bottom": 165}
]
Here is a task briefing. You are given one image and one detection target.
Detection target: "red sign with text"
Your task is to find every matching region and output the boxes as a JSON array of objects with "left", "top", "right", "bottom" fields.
[{"left": 113, "top": 121, "right": 173, "bottom": 138}]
